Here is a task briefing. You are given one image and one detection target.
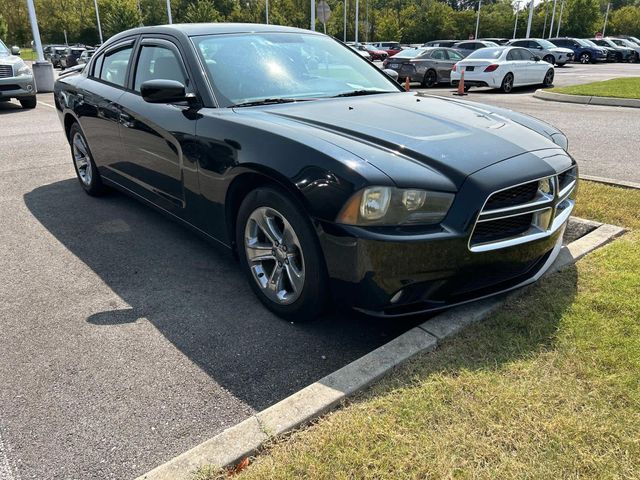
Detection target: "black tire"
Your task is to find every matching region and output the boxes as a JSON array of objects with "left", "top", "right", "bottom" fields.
[
  {"left": 579, "top": 52, "right": 591, "bottom": 64},
  {"left": 556, "top": 62, "right": 566, "bottom": 67},
  {"left": 236, "top": 187, "right": 328, "bottom": 321},
  {"left": 19, "top": 96, "right": 37, "bottom": 109},
  {"left": 68, "top": 122, "right": 107, "bottom": 196},
  {"left": 542, "top": 68, "right": 554, "bottom": 87},
  {"left": 543, "top": 54, "right": 555, "bottom": 65},
  {"left": 421, "top": 69, "right": 438, "bottom": 88},
  {"left": 500, "top": 73, "right": 514, "bottom": 93}
]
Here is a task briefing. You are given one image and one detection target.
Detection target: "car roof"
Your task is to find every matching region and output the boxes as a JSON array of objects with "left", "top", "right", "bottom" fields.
[{"left": 109, "top": 23, "right": 316, "bottom": 42}]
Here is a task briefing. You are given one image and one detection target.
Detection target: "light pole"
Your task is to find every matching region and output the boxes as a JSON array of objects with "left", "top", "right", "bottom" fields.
[
  {"left": 266, "top": 0, "right": 269, "bottom": 24},
  {"left": 556, "top": 0, "right": 565, "bottom": 37},
  {"left": 311, "top": 0, "right": 316, "bottom": 31},
  {"left": 343, "top": 0, "right": 347, "bottom": 41},
  {"left": 525, "top": 0, "right": 535, "bottom": 38},
  {"left": 548, "top": 0, "right": 557, "bottom": 38},
  {"left": 25, "top": 0, "right": 54, "bottom": 92},
  {"left": 542, "top": 0, "right": 549, "bottom": 38},
  {"left": 166, "top": 0, "right": 173, "bottom": 24},
  {"left": 93, "top": 0, "right": 103, "bottom": 44},
  {"left": 355, "top": 0, "right": 359, "bottom": 43},
  {"left": 513, "top": 1, "right": 521, "bottom": 39},
  {"left": 603, "top": 2, "right": 611, "bottom": 35},
  {"left": 474, "top": 0, "right": 481, "bottom": 39}
]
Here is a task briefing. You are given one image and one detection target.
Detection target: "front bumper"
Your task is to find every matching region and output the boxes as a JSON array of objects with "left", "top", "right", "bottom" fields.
[
  {"left": 0, "top": 75, "right": 36, "bottom": 98},
  {"left": 318, "top": 151, "right": 577, "bottom": 317}
]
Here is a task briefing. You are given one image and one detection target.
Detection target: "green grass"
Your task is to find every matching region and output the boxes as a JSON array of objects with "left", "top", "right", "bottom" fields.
[
  {"left": 197, "top": 181, "right": 640, "bottom": 480},
  {"left": 550, "top": 77, "right": 640, "bottom": 99},
  {"left": 18, "top": 48, "right": 37, "bottom": 61}
]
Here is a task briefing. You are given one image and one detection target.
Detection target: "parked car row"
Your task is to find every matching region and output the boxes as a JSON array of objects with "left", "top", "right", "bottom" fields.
[{"left": 43, "top": 44, "right": 97, "bottom": 69}]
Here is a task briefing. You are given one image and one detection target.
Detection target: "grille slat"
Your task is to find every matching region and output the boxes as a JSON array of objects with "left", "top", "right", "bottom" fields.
[
  {"left": 484, "top": 181, "right": 538, "bottom": 210},
  {"left": 0, "top": 64, "right": 14, "bottom": 78},
  {"left": 472, "top": 214, "right": 533, "bottom": 244}
]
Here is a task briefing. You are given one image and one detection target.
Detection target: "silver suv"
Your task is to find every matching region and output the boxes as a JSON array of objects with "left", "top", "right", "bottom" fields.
[
  {"left": 507, "top": 38, "right": 574, "bottom": 66},
  {"left": 0, "top": 40, "right": 37, "bottom": 109}
]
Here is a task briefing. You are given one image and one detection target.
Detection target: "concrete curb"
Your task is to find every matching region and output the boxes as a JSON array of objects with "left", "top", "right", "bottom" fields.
[
  {"left": 533, "top": 89, "right": 640, "bottom": 108},
  {"left": 581, "top": 174, "right": 640, "bottom": 190},
  {"left": 137, "top": 220, "right": 625, "bottom": 480}
]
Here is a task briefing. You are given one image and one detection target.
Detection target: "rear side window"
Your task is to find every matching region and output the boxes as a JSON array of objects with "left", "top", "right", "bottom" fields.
[
  {"left": 99, "top": 46, "right": 133, "bottom": 88},
  {"left": 134, "top": 45, "right": 187, "bottom": 92},
  {"left": 431, "top": 49, "right": 446, "bottom": 60}
]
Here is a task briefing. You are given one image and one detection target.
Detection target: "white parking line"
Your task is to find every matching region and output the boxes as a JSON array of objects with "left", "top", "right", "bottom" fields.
[
  {"left": 0, "top": 429, "right": 16, "bottom": 480},
  {"left": 39, "top": 101, "right": 56, "bottom": 109}
]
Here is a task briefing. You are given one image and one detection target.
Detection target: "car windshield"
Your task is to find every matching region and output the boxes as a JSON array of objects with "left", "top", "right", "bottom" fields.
[
  {"left": 583, "top": 39, "right": 599, "bottom": 47},
  {"left": 537, "top": 39, "right": 556, "bottom": 49},
  {"left": 392, "top": 48, "right": 428, "bottom": 58},
  {"left": 192, "top": 32, "right": 399, "bottom": 107},
  {"left": 466, "top": 47, "right": 504, "bottom": 59},
  {"left": 0, "top": 40, "right": 9, "bottom": 55},
  {"left": 575, "top": 39, "right": 590, "bottom": 47}
]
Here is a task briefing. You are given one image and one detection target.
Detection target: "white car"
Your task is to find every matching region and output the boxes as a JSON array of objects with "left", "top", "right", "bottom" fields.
[{"left": 450, "top": 46, "right": 555, "bottom": 93}]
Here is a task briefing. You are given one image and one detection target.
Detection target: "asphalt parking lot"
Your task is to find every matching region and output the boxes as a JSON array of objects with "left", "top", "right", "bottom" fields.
[{"left": 0, "top": 62, "right": 638, "bottom": 479}]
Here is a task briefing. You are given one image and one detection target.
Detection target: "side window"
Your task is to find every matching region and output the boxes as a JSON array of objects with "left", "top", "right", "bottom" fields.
[
  {"left": 512, "top": 40, "right": 525, "bottom": 47},
  {"left": 134, "top": 45, "right": 187, "bottom": 92},
  {"left": 99, "top": 46, "right": 133, "bottom": 88},
  {"left": 506, "top": 50, "right": 516, "bottom": 61},
  {"left": 92, "top": 53, "right": 104, "bottom": 78},
  {"left": 459, "top": 42, "right": 471, "bottom": 49},
  {"left": 519, "top": 48, "right": 534, "bottom": 60},
  {"left": 447, "top": 50, "right": 463, "bottom": 61},
  {"left": 432, "top": 49, "right": 446, "bottom": 60}
]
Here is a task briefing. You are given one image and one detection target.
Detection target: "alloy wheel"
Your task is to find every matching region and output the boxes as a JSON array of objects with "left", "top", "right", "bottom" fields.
[
  {"left": 72, "top": 132, "right": 92, "bottom": 186},
  {"left": 544, "top": 69, "right": 554, "bottom": 86},
  {"left": 502, "top": 73, "right": 514, "bottom": 93},
  {"left": 244, "top": 206, "right": 305, "bottom": 305},
  {"left": 580, "top": 53, "right": 590, "bottom": 64},
  {"left": 423, "top": 70, "right": 437, "bottom": 87}
]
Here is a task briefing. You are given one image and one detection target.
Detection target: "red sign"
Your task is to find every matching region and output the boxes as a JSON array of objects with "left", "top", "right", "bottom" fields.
[{"left": 595, "top": 32, "right": 603, "bottom": 39}]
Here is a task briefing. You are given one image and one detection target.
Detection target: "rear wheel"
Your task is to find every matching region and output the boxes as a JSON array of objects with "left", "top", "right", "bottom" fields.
[
  {"left": 542, "top": 68, "right": 554, "bottom": 87},
  {"left": 19, "top": 96, "right": 37, "bottom": 109},
  {"left": 556, "top": 62, "right": 566, "bottom": 67},
  {"left": 579, "top": 52, "right": 591, "bottom": 64},
  {"left": 69, "top": 123, "right": 107, "bottom": 196},
  {"left": 236, "top": 187, "right": 328, "bottom": 321},
  {"left": 500, "top": 73, "right": 514, "bottom": 93},
  {"left": 421, "top": 69, "right": 438, "bottom": 88}
]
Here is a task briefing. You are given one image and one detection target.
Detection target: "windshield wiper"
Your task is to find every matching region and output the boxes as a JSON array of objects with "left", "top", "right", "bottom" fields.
[
  {"left": 332, "top": 89, "right": 391, "bottom": 98},
  {"left": 231, "top": 98, "right": 311, "bottom": 108}
]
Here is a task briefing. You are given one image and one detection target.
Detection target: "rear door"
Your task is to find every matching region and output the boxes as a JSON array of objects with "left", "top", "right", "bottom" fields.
[
  {"left": 429, "top": 49, "right": 449, "bottom": 79},
  {"left": 506, "top": 48, "right": 529, "bottom": 84},
  {"left": 443, "top": 49, "right": 463, "bottom": 80},
  {"left": 117, "top": 36, "right": 199, "bottom": 216}
]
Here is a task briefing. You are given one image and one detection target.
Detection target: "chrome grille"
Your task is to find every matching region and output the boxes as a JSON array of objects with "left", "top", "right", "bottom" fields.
[
  {"left": 0, "top": 64, "right": 14, "bottom": 78},
  {"left": 469, "top": 166, "right": 577, "bottom": 252}
]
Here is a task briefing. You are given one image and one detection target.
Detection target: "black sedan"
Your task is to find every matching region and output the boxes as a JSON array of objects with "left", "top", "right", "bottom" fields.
[{"left": 53, "top": 24, "right": 577, "bottom": 320}]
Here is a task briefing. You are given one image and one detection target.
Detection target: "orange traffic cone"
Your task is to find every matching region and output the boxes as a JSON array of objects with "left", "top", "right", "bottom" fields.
[
  {"left": 455, "top": 68, "right": 467, "bottom": 96},
  {"left": 405, "top": 76, "right": 410, "bottom": 92}
]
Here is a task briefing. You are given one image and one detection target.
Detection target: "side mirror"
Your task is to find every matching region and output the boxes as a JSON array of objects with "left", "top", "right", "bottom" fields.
[
  {"left": 536, "top": 45, "right": 543, "bottom": 49},
  {"left": 382, "top": 68, "right": 399, "bottom": 82},
  {"left": 141, "top": 79, "right": 190, "bottom": 104},
  {"left": 11, "top": 46, "right": 20, "bottom": 56},
  {"left": 533, "top": 55, "right": 541, "bottom": 61}
]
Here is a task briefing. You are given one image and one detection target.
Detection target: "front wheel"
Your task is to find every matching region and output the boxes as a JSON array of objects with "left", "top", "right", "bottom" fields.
[
  {"left": 543, "top": 54, "right": 555, "bottom": 65},
  {"left": 579, "top": 52, "right": 591, "bottom": 64},
  {"left": 69, "top": 123, "right": 107, "bottom": 196},
  {"left": 500, "top": 73, "right": 514, "bottom": 93},
  {"left": 19, "top": 96, "right": 37, "bottom": 109},
  {"left": 542, "top": 69, "right": 555, "bottom": 87},
  {"left": 236, "top": 187, "right": 328, "bottom": 321}
]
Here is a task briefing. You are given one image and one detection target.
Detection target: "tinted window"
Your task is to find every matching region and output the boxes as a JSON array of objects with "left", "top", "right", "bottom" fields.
[
  {"left": 457, "top": 42, "right": 473, "bottom": 49},
  {"left": 447, "top": 50, "right": 463, "bottom": 60},
  {"left": 517, "top": 48, "right": 533, "bottom": 60},
  {"left": 511, "top": 40, "right": 526, "bottom": 47},
  {"left": 431, "top": 49, "right": 446, "bottom": 60},
  {"left": 99, "top": 46, "right": 133, "bottom": 88},
  {"left": 134, "top": 45, "right": 186, "bottom": 92}
]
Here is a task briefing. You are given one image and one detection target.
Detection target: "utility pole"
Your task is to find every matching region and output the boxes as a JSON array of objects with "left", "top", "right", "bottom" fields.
[
  {"left": 365, "top": 0, "right": 369, "bottom": 42},
  {"left": 166, "top": 0, "right": 172, "bottom": 24},
  {"left": 355, "top": 0, "right": 359, "bottom": 43},
  {"left": 513, "top": 1, "right": 521, "bottom": 39},
  {"left": 266, "top": 0, "right": 269, "bottom": 24},
  {"left": 603, "top": 2, "right": 611, "bottom": 35},
  {"left": 542, "top": 0, "right": 549, "bottom": 38},
  {"left": 548, "top": 0, "right": 557, "bottom": 38},
  {"left": 25, "top": 0, "right": 54, "bottom": 92},
  {"left": 525, "top": 0, "right": 535, "bottom": 38},
  {"left": 556, "top": 0, "right": 565, "bottom": 37},
  {"left": 311, "top": 0, "right": 316, "bottom": 31},
  {"left": 93, "top": 0, "right": 103, "bottom": 43},
  {"left": 474, "top": 0, "right": 481, "bottom": 39},
  {"left": 343, "top": 0, "right": 347, "bottom": 41}
]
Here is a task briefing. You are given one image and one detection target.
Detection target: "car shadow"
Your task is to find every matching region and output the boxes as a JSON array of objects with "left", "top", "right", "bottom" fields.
[
  {"left": 23, "top": 179, "right": 427, "bottom": 411},
  {"left": 0, "top": 100, "right": 27, "bottom": 114}
]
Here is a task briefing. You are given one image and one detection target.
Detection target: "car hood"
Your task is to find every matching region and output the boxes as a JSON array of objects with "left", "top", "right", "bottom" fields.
[
  {"left": 550, "top": 47, "right": 574, "bottom": 54},
  {"left": 240, "top": 92, "right": 561, "bottom": 188},
  {"left": 0, "top": 54, "right": 23, "bottom": 66}
]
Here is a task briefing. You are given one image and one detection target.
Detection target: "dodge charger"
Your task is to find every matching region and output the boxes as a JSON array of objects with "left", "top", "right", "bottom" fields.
[{"left": 54, "top": 24, "right": 577, "bottom": 320}]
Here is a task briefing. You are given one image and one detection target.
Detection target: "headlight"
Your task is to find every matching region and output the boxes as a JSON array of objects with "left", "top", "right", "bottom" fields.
[
  {"left": 16, "top": 64, "right": 32, "bottom": 76},
  {"left": 337, "top": 186, "right": 455, "bottom": 226}
]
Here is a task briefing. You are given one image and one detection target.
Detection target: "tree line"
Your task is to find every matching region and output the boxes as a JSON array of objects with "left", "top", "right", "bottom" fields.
[{"left": 1, "top": 0, "right": 639, "bottom": 48}]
